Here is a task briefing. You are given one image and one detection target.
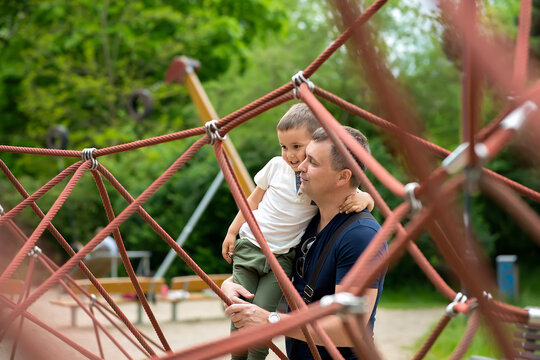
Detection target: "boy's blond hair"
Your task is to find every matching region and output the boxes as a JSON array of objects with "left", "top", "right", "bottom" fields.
[{"left": 277, "top": 103, "right": 320, "bottom": 134}]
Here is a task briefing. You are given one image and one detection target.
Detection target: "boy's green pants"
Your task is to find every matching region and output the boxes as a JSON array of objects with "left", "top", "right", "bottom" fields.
[{"left": 231, "top": 237, "right": 296, "bottom": 360}]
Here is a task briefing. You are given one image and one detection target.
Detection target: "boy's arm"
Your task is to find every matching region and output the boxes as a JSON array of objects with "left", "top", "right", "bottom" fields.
[
  {"left": 339, "top": 190, "right": 375, "bottom": 214},
  {"left": 222, "top": 186, "right": 266, "bottom": 263}
]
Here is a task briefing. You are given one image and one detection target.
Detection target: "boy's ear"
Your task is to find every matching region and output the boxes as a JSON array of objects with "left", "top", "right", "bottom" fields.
[{"left": 336, "top": 169, "right": 352, "bottom": 187}]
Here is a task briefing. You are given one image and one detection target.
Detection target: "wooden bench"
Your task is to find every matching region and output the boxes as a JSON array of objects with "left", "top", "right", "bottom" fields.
[
  {"left": 160, "top": 274, "right": 230, "bottom": 321},
  {"left": 50, "top": 277, "right": 164, "bottom": 326}
]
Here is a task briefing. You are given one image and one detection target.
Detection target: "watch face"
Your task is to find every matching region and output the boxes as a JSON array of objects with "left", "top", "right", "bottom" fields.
[{"left": 268, "top": 312, "right": 280, "bottom": 323}]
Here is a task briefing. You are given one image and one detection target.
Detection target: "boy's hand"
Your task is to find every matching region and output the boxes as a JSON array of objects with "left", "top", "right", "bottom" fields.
[
  {"left": 222, "top": 233, "right": 236, "bottom": 264},
  {"left": 339, "top": 191, "right": 375, "bottom": 213}
]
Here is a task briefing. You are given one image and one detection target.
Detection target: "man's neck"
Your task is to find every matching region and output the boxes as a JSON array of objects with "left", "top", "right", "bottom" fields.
[{"left": 315, "top": 189, "right": 356, "bottom": 232}]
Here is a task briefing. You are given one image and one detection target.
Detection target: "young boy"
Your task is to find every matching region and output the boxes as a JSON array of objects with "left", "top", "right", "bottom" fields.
[{"left": 222, "top": 103, "right": 374, "bottom": 360}]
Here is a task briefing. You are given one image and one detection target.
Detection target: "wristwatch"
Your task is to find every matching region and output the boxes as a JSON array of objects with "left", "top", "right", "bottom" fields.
[{"left": 267, "top": 312, "right": 280, "bottom": 324}]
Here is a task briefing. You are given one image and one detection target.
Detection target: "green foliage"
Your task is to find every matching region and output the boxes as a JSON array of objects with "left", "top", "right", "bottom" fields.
[{"left": 1, "top": 0, "right": 538, "bottom": 287}]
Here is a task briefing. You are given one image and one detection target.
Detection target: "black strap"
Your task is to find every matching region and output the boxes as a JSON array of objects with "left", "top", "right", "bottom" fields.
[{"left": 303, "top": 211, "right": 375, "bottom": 304}]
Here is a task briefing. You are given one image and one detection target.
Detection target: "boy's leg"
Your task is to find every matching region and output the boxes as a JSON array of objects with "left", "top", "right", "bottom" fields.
[
  {"left": 246, "top": 249, "right": 296, "bottom": 360},
  {"left": 231, "top": 238, "right": 264, "bottom": 360}
]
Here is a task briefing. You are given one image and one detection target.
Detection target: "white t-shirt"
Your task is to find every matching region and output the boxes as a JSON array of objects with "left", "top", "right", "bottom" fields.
[{"left": 239, "top": 157, "right": 318, "bottom": 254}]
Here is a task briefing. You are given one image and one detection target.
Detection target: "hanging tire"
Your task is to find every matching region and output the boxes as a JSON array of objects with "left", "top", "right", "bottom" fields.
[
  {"left": 46, "top": 124, "right": 69, "bottom": 150},
  {"left": 127, "top": 89, "right": 154, "bottom": 121}
]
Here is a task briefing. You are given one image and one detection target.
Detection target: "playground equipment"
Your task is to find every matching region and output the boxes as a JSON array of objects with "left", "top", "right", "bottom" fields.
[{"left": 1, "top": 1, "right": 540, "bottom": 359}]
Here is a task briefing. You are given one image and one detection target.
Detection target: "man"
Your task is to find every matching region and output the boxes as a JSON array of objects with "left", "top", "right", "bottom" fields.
[{"left": 223, "top": 126, "right": 386, "bottom": 359}]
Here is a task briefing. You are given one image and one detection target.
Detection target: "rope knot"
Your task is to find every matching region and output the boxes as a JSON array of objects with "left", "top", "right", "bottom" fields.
[
  {"left": 82, "top": 148, "right": 98, "bottom": 170},
  {"left": 205, "top": 120, "right": 227, "bottom": 145},
  {"left": 291, "top": 71, "right": 314, "bottom": 99}
]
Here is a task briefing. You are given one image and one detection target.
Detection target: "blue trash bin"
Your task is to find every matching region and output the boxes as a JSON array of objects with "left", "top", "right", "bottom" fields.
[{"left": 496, "top": 255, "right": 519, "bottom": 301}]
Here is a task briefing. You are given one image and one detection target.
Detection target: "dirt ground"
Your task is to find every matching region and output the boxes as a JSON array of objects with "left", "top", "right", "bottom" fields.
[{"left": 1, "top": 287, "right": 444, "bottom": 359}]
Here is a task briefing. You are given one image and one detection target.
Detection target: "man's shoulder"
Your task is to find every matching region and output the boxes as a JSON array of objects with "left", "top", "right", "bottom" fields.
[{"left": 340, "top": 212, "right": 380, "bottom": 240}]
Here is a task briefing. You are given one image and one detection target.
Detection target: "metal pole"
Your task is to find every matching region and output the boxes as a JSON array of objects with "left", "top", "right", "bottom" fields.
[{"left": 152, "top": 170, "right": 224, "bottom": 281}]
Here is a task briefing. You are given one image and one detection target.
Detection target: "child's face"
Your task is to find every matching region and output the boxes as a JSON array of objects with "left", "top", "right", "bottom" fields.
[{"left": 277, "top": 126, "right": 313, "bottom": 172}]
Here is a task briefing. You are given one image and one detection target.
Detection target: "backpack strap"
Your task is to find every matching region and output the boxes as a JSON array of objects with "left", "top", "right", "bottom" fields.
[{"left": 303, "top": 211, "right": 375, "bottom": 304}]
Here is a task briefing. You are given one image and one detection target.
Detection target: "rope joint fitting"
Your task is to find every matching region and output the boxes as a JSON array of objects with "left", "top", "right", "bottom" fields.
[
  {"left": 405, "top": 182, "right": 422, "bottom": 213},
  {"left": 292, "top": 71, "right": 314, "bottom": 99},
  {"left": 526, "top": 307, "right": 540, "bottom": 325},
  {"left": 82, "top": 148, "right": 98, "bottom": 171},
  {"left": 446, "top": 292, "right": 468, "bottom": 318},
  {"left": 90, "top": 294, "right": 97, "bottom": 307},
  {"left": 320, "top": 292, "right": 367, "bottom": 315},
  {"left": 27, "top": 246, "right": 42, "bottom": 258},
  {"left": 205, "top": 120, "right": 227, "bottom": 145},
  {"left": 500, "top": 100, "right": 538, "bottom": 131}
]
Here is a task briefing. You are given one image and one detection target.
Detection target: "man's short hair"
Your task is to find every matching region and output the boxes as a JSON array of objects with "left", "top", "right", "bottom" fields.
[
  {"left": 277, "top": 103, "right": 320, "bottom": 135},
  {"left": 311, "top": 126, "right": 370, "bottom": 188}
]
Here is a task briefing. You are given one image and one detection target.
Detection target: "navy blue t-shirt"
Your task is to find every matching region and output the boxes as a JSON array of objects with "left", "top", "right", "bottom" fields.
[{"left": 286, "top": 210, "right": 386, "bottom": 360}]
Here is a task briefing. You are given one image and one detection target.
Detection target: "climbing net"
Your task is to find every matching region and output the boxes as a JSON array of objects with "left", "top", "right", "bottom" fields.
[{"left": 1, "top": 0, "right": 540, "bottom": 359}]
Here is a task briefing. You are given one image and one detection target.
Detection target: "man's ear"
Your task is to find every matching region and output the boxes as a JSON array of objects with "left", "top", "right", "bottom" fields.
[{"left": 336, "top": 169, "right": 352, "bottom": 187}]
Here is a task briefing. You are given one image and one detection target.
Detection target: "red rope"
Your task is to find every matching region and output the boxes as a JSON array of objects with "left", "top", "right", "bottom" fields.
[
  {"left": 215, "top": 141, "right": 323, "bottom": 360},
  {"left": 411, "top": 314, "right": 452, "bottom": 360},
  {"left": 314, "top": 87, "right": 540, "bottom": 203},
  {"left": 449, "top": 309, "right": 481, "bottom": 360},
  {"left": 300, "top": 84, "right": 406, "bottom": 198},
  {"left": 2, "top": 137, "right": 206, "bottom": 347},
  {"left": 0, "top": 161, "right": 82, "bottom": 227},
  {"left": 0, "top": 295, "right": 102, "bottom": 360},
  {"left": 0, "top": 162, "right": 157, "bottom": 356},
  {"left": 92, "top": 170, "right": 172, "bottom": 352},
  {"left": 0, "top": 161, "right": 90, "bottom": 287}
]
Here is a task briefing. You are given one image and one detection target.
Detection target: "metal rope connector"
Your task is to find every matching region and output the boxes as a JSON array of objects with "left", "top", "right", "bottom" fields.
[
  {"left": 446, "top": 292, "right": 468, "bottom": 318},
  {"left": 320, "top": 292, "right": 367, "bottom": 315},
  {"left": 90, "top": 294, "right": 97, "bottom": 307},
  {"left": 27, "top": 246, "right": 42, "bottom": 258},
  {"left": 205, "top": 120, "right": 227, "bottom": 145},
  {"left": 82, "top": 148, "right": 98, "bottom": 170},
  {"left": 500, "top": 100, "right": 538, "bottom": 131},
  {"left": 405, "top": 182, "right": 422, "bottom": 213},
  {"left": 291, "top": 71, "right": 314, "bottom": 99},
  {"left": 526, "top": 307, "right": 540, "bottom": 325},
  {"left": 442, "top": 142, "right": 469, "bottom": 175}
]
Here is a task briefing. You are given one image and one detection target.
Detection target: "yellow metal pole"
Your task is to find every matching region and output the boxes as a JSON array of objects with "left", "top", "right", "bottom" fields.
[{"left": 165, "top": 57, "right": 254, "bottom": 196}]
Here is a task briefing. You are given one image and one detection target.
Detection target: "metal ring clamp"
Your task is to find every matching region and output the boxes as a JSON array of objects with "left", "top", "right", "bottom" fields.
[
  {"left": 82, "top": 148, "right": 98, "bottom": 170},
  {"left": 205, "top": 120, "right": 227, "bottom": 145},
  {"left": 291, "top": 71, "right": 314, "bottom": 99},
  {"left": 405, "top": 182, "right": 422, "bottom": 213}
]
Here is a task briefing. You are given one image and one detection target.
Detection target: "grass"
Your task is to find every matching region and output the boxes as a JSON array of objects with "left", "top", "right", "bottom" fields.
[
  {"left": 406, "top": 267, "right": 540, "bottom": 359},
  {"left": 378, "top": 282, "right": 448, "bottom": 309}
]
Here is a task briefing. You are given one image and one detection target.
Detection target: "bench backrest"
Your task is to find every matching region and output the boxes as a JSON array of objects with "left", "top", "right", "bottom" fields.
[
  {"left": 170, "top": 274, "right": 230, "bottom": 292},
  {"left": 71, "top": 277, "right": 165, "bottom": 295},
  {"left": 514, "top": 323, "right": 540, "bottom": 359}
]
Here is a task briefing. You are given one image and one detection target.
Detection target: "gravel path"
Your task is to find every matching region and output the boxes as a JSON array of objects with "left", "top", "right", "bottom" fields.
[{"left": 1, "top": 289, "right": 444, "bottom": 359}]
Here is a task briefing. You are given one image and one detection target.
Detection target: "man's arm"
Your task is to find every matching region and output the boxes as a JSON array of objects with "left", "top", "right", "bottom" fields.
[
  {"left": 222, "top": 186, "right": 266, "bottom": 263},
  {"left": 225, "top": 284, "right": 378, "bottom": 348}
]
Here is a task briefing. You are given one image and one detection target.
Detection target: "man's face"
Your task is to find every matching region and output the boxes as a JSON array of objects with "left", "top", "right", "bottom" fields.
[{"left": 298, "top": 140, "right": 338, "bottom": 199}]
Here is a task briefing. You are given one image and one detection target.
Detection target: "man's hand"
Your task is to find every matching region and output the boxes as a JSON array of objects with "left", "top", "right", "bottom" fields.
[
  {"left": 221, "top": 233, "right": 237, "bottom": 264},
  {"left": 221, "top": 277, "right": 254, "bottom": 304},
  {"left": 225, "top": 303, "right": 270, "bottom": 329}
]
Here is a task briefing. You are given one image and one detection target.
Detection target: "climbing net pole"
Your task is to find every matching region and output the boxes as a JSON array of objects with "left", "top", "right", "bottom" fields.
[{"left": 1, "top": 0, "right": 539, "bottom": 359}]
